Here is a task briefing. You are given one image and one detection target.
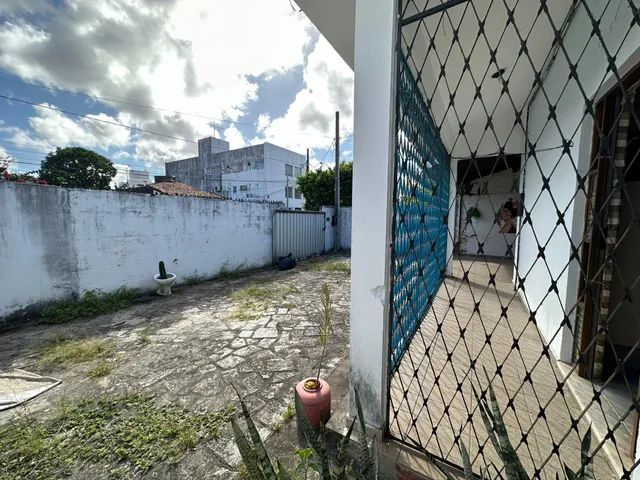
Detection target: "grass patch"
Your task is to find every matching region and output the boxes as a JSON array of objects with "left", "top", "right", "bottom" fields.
[
  {"left": 39, "top": 336, "right": 113, "bottom": 367},
  {"left": 183, "top": 273, "right": 207, "bottom": 286},
  {"left": 282, "top": 403, "right": 295, "bottom": 422},
  {"left": 41, "top": 287, "right": 138, "bottom": 324},
  {"left": 0, "top": 395, "right": 235, "bottom": 479},
  {"left": 227, "top": 282, "right": 299, "bottom": 321},
  {"left": 138, "top": 329, "right": 152, "bottom": 345},
  {"left": 310, "top": 259, "right": 351, "bottom": 275},
  {"left": 87, "top": 361, "right": 113, "bottom": 378},
  {"left": 216, "top": 265, "right": 245, "bottom": 281}
]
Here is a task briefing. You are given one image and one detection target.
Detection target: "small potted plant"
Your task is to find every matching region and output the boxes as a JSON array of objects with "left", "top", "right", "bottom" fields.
[
  {"left": 295, "top": 283, "right": 333, "bottom": 428},
  {"left": 153, "top": 261, "right": 176, "bottom": 296}
]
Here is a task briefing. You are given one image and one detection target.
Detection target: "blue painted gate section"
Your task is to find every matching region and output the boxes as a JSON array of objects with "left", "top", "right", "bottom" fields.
[{"left": 389, "top": 55, "right": 450, "bottom": 371}]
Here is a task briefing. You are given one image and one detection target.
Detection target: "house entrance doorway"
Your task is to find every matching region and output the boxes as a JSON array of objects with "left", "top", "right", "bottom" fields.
[{"left": 573, "top": 66, "right": 640, "bottom": 462}]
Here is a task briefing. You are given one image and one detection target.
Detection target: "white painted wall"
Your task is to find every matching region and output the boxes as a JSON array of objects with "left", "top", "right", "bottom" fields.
[
  {"left": 518, "top": 1, "right": 640, "bottom": 362},
  {"left": 0, "top": 181, "right": 275, "bottom": 320},
  {"left": 458, "top": 169, "right": 519, "bottom": 258},
  {"left": 349, "top": 0, "right": 397, "bottom": 429},
  {"left": 222, "top": 143, "right": 305, "bottom": 209},
  {"left": 322, "top": 206, "right": 352, "bottom": 250}
]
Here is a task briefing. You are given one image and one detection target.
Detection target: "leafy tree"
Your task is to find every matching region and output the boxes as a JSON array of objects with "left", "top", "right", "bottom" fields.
[
  {"left": 0, "top": 153, "right": 10, "bottom": 174},
  {"left": 296, "top": 162, "right": 352, "bottom": 211},
  {"left": 39, "top": 147, "right": 116, "bottom": 190}
]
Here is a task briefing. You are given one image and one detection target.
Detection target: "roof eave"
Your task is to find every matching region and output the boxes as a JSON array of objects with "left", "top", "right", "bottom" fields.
[{"left": 295, "top": 0, "right": 355, "bottom": 70}]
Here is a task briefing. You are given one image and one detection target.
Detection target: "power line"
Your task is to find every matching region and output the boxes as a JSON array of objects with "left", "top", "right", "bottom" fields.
[
  {"left": 0, "top": 76, "right": 353, "bottom": 140},
  {"left": 318, "top": 139, "right": 335, "bottom": 163},
  {"left": 0, "top": 94, "right": 198, "bottom": 144},
  {"left": 7, "top": 160, "right": 299, "bottom": 185}
]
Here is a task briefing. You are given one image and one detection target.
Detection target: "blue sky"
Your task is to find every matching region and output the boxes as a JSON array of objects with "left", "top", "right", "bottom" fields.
[{"left": 0, "top": 0, "right": 353, "bottom": 176}]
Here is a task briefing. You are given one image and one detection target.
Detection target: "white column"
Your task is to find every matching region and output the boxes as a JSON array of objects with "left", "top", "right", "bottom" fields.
[
  {"left": 349, "top": 0, "right": 397, "bottom": 430},
  {"left": 446, "top": 160, "right": 458, "bottom": 275}
]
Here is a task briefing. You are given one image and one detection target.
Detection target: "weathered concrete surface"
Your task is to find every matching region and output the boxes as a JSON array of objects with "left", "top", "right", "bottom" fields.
[
  {"left": 0, "top": 254, "right": 351, "bottom": 479},
  {"left": 0, "top": 180, "right": 276, "bottom": 319}
]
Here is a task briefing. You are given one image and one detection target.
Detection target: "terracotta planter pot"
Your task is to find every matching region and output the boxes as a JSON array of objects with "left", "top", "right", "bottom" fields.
[{"left": 296, "top": 377, "right": 331, "bottom": 428}]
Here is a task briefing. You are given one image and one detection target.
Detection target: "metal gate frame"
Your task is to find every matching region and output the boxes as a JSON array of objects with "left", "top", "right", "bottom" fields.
[{"left": 272, "top": 209, "right": 326, "bottom": 262}]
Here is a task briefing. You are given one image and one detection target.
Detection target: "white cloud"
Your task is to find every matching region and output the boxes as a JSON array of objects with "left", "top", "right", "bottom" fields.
[
  {"left": 253, "top": 35, "right": 354, "bottom": 165},
  {"left": 112, "top": 151, "right": 133, "bottom": 161},
  {"left": 6, "top": 104, "right": 130, "bottom": 153},
  {"left": 0, "top": 1, "right": 355, "bottom": 174},
  {"left": 0, "top": 145, "right": 12, "bottom": 159},
  {"left": 256, "top": 113, "right": 271, "bottom": 133},
  {"left": 0, "top": 0, "right": 315, "bottom": 165},
  {"left": 223, "top": 124, "right": 246, "bottom": 150}
]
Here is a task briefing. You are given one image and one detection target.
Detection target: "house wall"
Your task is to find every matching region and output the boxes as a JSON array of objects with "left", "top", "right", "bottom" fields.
[
  {"left": 127, "top": 170, "right": 150, "bottom": 187},
  {"left": 518, "top": 1, "right": 640, "bottom": 361},
  {"left": 321, "top": 206, "right": 352, "bottom": 251},
  {"left": 0, "top": 181, "right": 275, "bottom": 321},
  {"left": 165, "top": 156, "right": 207, "bottom": 191},
  {"left": 222, "top": 143, "right": 306, "bottom": 208},
  {"left": 458, "top": 169, "right": 519, "bottom": 258}
]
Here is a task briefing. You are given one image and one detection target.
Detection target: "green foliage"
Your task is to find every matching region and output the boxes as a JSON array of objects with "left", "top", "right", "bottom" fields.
[
  {"left": 39, "top": 147, "right": 117, "bottom": 190},
  {"left": 217, "top": 265, "right": 245, "bottom": 281},
  {"left": 159, "top": 261, "right": 168, "bottom": 280},
  {"left": 0, "top": 395, "right": 235, "bottom": 479},
  {"left": 563, "top": 428, "right": 594, "bottom": 480},
  {"left": 39, "top": 336, "right": 113, "bottom": 367},
  {"left": 296, "top": 162, "right": 352, "bottom": 211},
  {"left": 282, "top": 403, "right": 295, "bottom": 422},
  {"left": 310, "top": 259, "right": 351, "bottom": 274},
  {"left": 87, "top": 360, "right": 113, "bottom": 378},
  {"left": 41, "top": 287, "right": 138, "bottom": 324},
  {"left": 184, "top": 273, "right": 207, "bottom": 285},
  {"left": 467, "top": 207, "right": 481, "bottom": 219},
  {"left": 232, "top": 387, "right": 376, "bottom": 480},
  {"left": 228, "top": 282, "right": 299, "bottom": 321},
  {"left": 438, "top": 382, "right": 595, "bottom": 480}
]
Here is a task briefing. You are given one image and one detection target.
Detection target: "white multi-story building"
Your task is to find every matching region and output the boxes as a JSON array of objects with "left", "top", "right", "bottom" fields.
[
  {"left": 111, "top": 164, "right": 150, "bottom": 189},
  {"left": 165, "top": 137, "right": 306, "bottom": 208}
]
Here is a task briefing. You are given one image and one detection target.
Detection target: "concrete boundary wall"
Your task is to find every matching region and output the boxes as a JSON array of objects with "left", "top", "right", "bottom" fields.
[
  {"left": 1, "top": 181, "right": 276, "bottom": 320},
  {"left": 322, "top": 206, "right": 352, "bottom": 251}
]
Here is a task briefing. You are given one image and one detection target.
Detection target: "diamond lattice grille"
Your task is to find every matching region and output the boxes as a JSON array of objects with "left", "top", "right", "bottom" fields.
[{"left": 387, "top": 1, "right": 640, "bottom": 479}]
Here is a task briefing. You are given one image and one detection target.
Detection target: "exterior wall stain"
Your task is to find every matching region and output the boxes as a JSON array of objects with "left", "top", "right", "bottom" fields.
[{"left": 1, "top": 181, "right": 277, "bottom": 321}]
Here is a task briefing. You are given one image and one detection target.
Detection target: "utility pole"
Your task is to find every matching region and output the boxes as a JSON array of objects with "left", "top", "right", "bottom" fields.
[
  {"left": 334, "top": 111, "right": 340, "bottom": 251},
  {"left": 306, "top": 148, "right": 310, "bottom": 173},
  {"left": 286, "top": 176, "right": 289, "bottom": 209}
]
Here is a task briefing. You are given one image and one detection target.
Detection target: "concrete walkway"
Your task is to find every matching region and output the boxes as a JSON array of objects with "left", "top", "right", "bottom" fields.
[{"left": 0, "top": 254, "right": 351, "bottom": 478}]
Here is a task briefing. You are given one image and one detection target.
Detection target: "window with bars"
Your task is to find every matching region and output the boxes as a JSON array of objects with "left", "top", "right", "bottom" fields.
[{"left": 387, "top": 1, "right": 640, "bottom": 479}]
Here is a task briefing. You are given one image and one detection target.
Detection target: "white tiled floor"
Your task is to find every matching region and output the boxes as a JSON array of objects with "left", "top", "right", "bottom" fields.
[{"left": 389, "top": 258, "right": 631, "bottom": 479}]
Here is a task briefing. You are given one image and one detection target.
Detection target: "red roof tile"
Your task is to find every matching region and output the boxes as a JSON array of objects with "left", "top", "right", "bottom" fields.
[{"left": 140, "top": 182, "right": 226, "bottom": 199}]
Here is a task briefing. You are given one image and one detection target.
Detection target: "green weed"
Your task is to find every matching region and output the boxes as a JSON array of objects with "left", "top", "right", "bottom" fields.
[
  {"left": 183, "top": 273, "right": 207, "bottom": 286},
  {"left": 309, "top": 260, "right": 351, "bottom": 274},
  {"left": 282, "top": 403, "right": 295, "bottom": 422},
  {"left": 87, "top": 361, "right": 113, "bottom": 378},
  {"left": 0, "top": 395, "right": 235, "bottom": 479},
  {"left": 228, "top": 282, "right": 299, "bottom": 321},
  {"left": 39, "top": 336, "right": 113, "bottom": 367},
  {"left": 41, "top": 287, "right": 138, "bottom": 324},
  {"left": 216, "top": 265, "right": 245, "bottom": 281}
]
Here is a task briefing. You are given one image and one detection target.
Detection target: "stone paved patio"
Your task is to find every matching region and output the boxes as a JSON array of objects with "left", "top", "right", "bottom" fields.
[{"left": 0, "top": 254, "right": 351, "bottom": 479}]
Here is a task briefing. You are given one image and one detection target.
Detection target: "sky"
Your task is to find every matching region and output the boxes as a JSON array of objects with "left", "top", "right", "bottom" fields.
[{"left": 0, "top": 0, "right": 353, "bottom": 178}]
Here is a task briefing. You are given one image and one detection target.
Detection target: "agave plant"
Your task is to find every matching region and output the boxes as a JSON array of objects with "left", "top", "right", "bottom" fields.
[
  {"left": 438, "top": 382, "right": 595, "bottom": 480},
  {"left": 231, "top": 387, "right": 377, "bottom": 480}
]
